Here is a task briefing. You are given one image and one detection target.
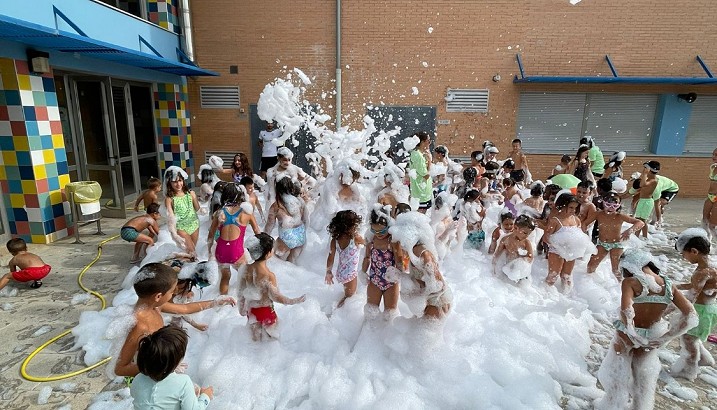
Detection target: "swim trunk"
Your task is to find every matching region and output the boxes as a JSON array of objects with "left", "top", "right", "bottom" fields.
[
  {"left": 279, "top": 224, "right": 306, "bottom": 249},
  {"left": 260, "top": 157, "right": 278, "bottom": 172},
  {"left": 215, "top": 237, "right": 244, "bottom": 265},
  {"left": 418, "top": 200, "right": 433, "bottom": 210},
  {"left": 120, "top": 226, "right": 139, "bottom": 242},
  {"left": 250, "top": 305, "right": 277, "bottom": 326},
  {"left": 634, "top": 198, "right": 655, "bottom": 220},
  {"left": 12, "top": 264, "right": 51, "bottom": 282},
  {"left": 597, "top": 240, "right": 624, "bottom": 251},
  {"left": 466, "top": 230, "right": 485, "bottom": 249},
  {"left": 510, "top": 169, "right": 525, "bottom": 182},
  {"left": 687, "top": 303, "right": 717, "bottom": 341},
  {"left": 660, "top": 190, "right": 678, "bottom": 203}
]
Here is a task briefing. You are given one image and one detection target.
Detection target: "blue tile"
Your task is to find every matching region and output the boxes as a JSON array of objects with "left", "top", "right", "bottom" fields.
[
  {"left": 42, "top": 77, "right": 55, "bottom": 92},
  {"left": 13, "top": 208, "right": 28, "bottom": 221},
  {"left": 16, "top": 151, "right": 32, "bottom": 166},
  {"left": 23, "top": 106, "right": 36, "bottom": 121},
  {"left": 45, "top": 92, "right": 58, "bottom": 106},
  {"left": 5, "top": 166, "right": 20, "bottom": 180},
  {"left": 41, "top": 206, "right": 54, "bottom": 221},
  {"left": 18, "top": 165, "right": 34, "bottom": 179},
  {"left": 54, "top": 148, "right": 67, "bottom": 162},
  {"left": 4, "top": 90, "right": 21, "bottom": 105},
  {"left": 48, "top": 176, "right": 60, "bottom": 191},
  {"left": 170, "top": 127, "right": 178, "bottom": 135},
  {"left": 8, "top": 179, "right": 22, "bottom": 193},
  {"left": 0, "top": 136, "right": 14, "bottom": 150},
  {"left": 41, "top": 135, "right": 53, "bottom": 149},
  {"left": 43, "top": 219, "right": 55, "bottom": 233},
  {"left": 52, "top": 203, "right": 64, "bottom": 217},
  {"left": 25, "top": 121, "right": 39, "bottom": 136},
  {"left": 56, "top": 161, "right": 68, "bottom": 175}
]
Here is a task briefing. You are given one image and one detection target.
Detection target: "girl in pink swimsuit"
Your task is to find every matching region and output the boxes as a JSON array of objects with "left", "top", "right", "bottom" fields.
[
  {"left": 207, "top": 183, "right": 261, "bottom": 295},
  {"left": 326, "top": 210, "right": 365, "bottom": 308}
]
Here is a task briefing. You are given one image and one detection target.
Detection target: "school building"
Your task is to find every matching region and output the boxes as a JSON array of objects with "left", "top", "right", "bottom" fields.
[
  {"left": 0, "top": 0, "right": 215, "bottom": 243},
  {"left": 188, "top": 0, "right": 716, "bottom": 198}
]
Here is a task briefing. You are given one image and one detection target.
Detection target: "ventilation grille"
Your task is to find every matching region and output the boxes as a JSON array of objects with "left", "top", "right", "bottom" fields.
[
  {"left": 445, "top": 88, "right": 489, "bottom": 113},
  {"left": 204, "top": 151, "right": 238, "bottom": 168},
  {"left": 200, "top": 86, "right": 240, "bottom": 108}
]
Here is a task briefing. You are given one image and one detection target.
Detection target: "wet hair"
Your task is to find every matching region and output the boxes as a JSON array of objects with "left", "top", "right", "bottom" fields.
[
  {"left": 482, "top": 140, "right": 494, "bottom": 149},
  {"left": 6, "top": 238, "right": 27, "bottom": 254},
  {"left": 577, "top": 181, "right": 593, "bottom": 191},
  {"left": 134, "top": 263, "right": 177, "bottom": 298},
  {"left": 464, "top": 189, "right": 481, "bottom": 202},
  {"left": 370, "top": 209, "right": 390, "bottom": 227},
  {"left": 512, "top": 138, "right": 522, "bottom": 145},
  {"left": 239, "top": 176, "right": 254, "bottom": 187},
  {"left": 232, "top": 153, "right": 252, "bottom": 177},
  {"left": 483, "top": 161, "right": 500, "bottom": 179},
  {"left": 622, "top": 261, "right": 660, "bottom": 278},
  {"left": 502, "top": 160, "right": 515, "bottom": 170},
  {"left": 500, "top": 212, "right": 515, "bottom": 223},
  {"left": 414, "top": 131, "right": 430, "bottom": 145},
  {"left": 632, "top": 178, "right": 641, "bottom": 190},
  {"left": 137, "top": 325, "right": 188, "bottom": 382},
  {"left": 434, "top": 145, "right": 448, "bottom": 156},
  {"left": 463, "top": 167, "right": 478, "bottom": 184},
  {"left": 327, "top": 210, "right": 362, "bottom": 240},
  {"left": 596, "top": 178, "right": 613, "bottom": 194},
  {"left": 575, "top": 145, "right": 590, "bottom": 160},
  {"left": 146, "top": 203, "right": 160, "bottom": 215},
  {"left": 147, "top": 177, "right": 161, "bottom": 190},
  {"left": 555, "top": 193, "right": 579, "bottom": 211},
  {"left": 515, "top": 215, "right": 535, "bottom": 231},
  {"left": 560, "top": 154, "right": 571, "bottom": 164},
  {"left": 220, "top": 182, "right": 244, "bottom": 206},
  {"left": 579, "top": 136, "right": 594, "bottom": 148},
  {"left": 471, "top": 151, "right": 483, "bottom": 162},
  {"left": 543, "top": 184, "right": 562, "bottom": 201},
  {"left": 602, "top": 192, "right": 622, "bottom": 211},
  {"left": 275, "top": 177, "right": 297, "bottom": 199},
  {"left": 254, "top": 232, "right": 275, "bottom": 262},
  {"left": 503, "top": 177, "right": 515, "bottom": 188},
  {"left": 211, "top": 181, "right": 229, "bottom": 214},
  {"left": 530, "top": 184, "right": 544, "bottom": 197},
  {"left": 199, "top": 168, "right": 215, "bottom": 184},
  {"left": 165, "top": 174, "right": 189, "bottom": 197},
  {"left": 395, "top": 203, "right": 412, "bottom": 216},
  {"left": 679, "top": 236, "right": 711, "bottom": 255}
]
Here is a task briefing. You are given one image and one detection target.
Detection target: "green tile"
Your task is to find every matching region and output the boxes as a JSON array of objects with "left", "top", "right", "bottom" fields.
[{"left": 29, "top": 221, "right": 45, "bottom": 235}]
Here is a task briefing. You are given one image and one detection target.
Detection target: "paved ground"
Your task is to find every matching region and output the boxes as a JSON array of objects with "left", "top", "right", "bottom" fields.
[{"left": 0, "top": 198, "right": 712, "bottom": 409}]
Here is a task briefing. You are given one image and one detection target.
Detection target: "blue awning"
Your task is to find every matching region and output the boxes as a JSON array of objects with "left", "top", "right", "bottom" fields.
[
  {"left": 513, "top": 54, "right": 717, "bottom": 85},
  {"left": 0, "top": 14, "right": 218, "bottom": 77}
]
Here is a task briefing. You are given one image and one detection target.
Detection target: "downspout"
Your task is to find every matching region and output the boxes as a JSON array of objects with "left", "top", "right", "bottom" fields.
[
  {"left": 335, "top": 0, "right": 342, "bottom": 129},
  {"left": 179, "top": 0, "right": 194, "bottom": 61}
]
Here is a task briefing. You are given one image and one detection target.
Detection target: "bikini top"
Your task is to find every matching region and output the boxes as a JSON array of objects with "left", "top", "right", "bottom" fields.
[
  {"left": 710, "top": 164, "right": 717, "bottom": 181},
  {"left": 222, "top": 208, "right": 242, "bottom": 227},
  {"left": 633, "top": 274, "right": 673, "bottom": 305}
]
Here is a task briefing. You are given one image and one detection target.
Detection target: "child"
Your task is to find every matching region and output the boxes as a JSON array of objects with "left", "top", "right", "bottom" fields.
[
  {"left": 671, "top": 229, "right": 717, "bottom": 380},
  {"left": 602, "top": 151, "right": 626, "bottom": 181},
  {"left": 207, "top": 183, "right": 260, "bottom": 295},
  {"left": 266, "top": 147, "right": 313, "bottom": 207},
  {"left": 493, "top": 215, "right": 535, "bottom": 282},
  {"left": 130, "top": 325, "right": 213, "bottom": 409},
  {"left": 363, "top": 207, "right": 404, "bottom": 321},
  {"left": 114, "top": 263, "right": 235, "bottom": 377},
  {"left": 502, "top": 177, "right": 522, "bottom": 216},
  {"left": 326, "top": 210, "right": 366, "bottom": 308},
  {"left": 164, "top": 167, "right": 200, "bottom": 255},
  {"left": 552, "top": 154, "right": 571, "bottom": 176},
  {"left": 240, "top": 176, "right": 265, "bottom": 223},
  {"left": 121, "top": 203, "right": 161, "bottom": 264},
  {"left": 522, "top": 182, "right": 545, "bottom": 217},
  {"left": 488, "top": 212, "right": 515, "bottom": 254},
  {"left": 0, "top": 238, "right": 51, "bottom": 291},
  {"left": 168, "top": 256, "right": 216, "bottom": 331},
  {"left": 239, "top": 233, "right": 306, "bottom": 341},
  {"left": 536, "top": 184, "right": 562, "bottom": 254},
  {"left": 634, "top": 161, "right": 660, "bottom": 238},
  {"left": 133, "top": 177, "right": 161, "bottom": 212},
  {"left": 196, "top": 165, "right": 217, "bottom": 206},
  {"left": 702, "top": 148, "right": 717, "bottom": 240},
  {"left": 469, "top": 150, "right": 484, "bottom": 181},
  {"left": 265, "top": 177, "right": 307, "bottom": 263},
  {"left": 508, "top": 138, "right": 529, "bottom": 184},
  {"left": 595, "top": 250, "right": 696, "bottom": 410},
  {"left": 584, "top": 193, "right": 644, "bottom": 280},
  {"left": 570, "top": 145, "right": 594, "bottom": 184},
  {"left": 431, "top": 192, "right": 461, "bottom": 259},
  {"left": 461, "top": 190, "right": 487, "bottom": 250},
  {"left": 543, "top": 192, "right": 596, "bottom": 292},
  {"left": 575, "top": 181, "right": 598, "bottom": 233}
]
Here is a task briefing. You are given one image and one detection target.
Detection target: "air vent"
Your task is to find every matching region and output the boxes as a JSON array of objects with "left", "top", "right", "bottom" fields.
[
  {"left": 204, "top": 151, "right": 238, "bottom": 168},
  {"left": 200, "top": 86, "right": 240, "bottom": 108},
  {"left": 445, "top": 88, "right": 489, "bottom": 113}
]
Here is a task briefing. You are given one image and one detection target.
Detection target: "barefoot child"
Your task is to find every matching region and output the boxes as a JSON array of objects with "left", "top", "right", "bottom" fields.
[
  {"left": 133, "top": 177, "right": 161, "bottom": 212},
  {"left": 326, "top": 210, "right": 366, "bottom": 308},
  {"left": 114, "top": 263, "right": 235, "bottom": 377},
  {"left": 121, "top": 203, "right": 161, "bottom": 264},
  {"left": 522, "top": 182, "right": 545, "bottom": 217},
  {"left": 635, "top": 161, "right": 660, "bottom": 238},
  {"left": 493, "top": 215, "right": 536, "bottom": 282},
  {"left": 0, "top": 238, "right": 51, "bottom": 291},
  {"left": 460, "top": 190, "right": 486, "bottom": 250},
  {"left": 196, "top": 165, "right": 218, "bottom": 206},
  {"left": 671, "top": 229, "right": 717, "bottom": 380},
  {"left": 585, "top": 193, "right": 644, "bottom": 280},
  {"left": 575, "top": 181, "right": 597, "bottom": 233},
  {"left": 488, "top": 212, "right": 515, "bottom": 254},
  {"left": 595, "top": 250, "right": 696, "bottom": 410},
  {"left": 130, "top": 325, "right": 214, "bottom": 409},
  {"left": 702, "top": 148, "right": 717, "bottom": 240},
  {"left": 164, "top": 167, "right": 200, "bottom": 255},
  {"left": 168, "top": 256, "right": 218, "bottom": 331},
  {"left": 265, "top": 177, "right": 307, "bottom": 263},
  {"left": 240, "top": 176, "right": 265, "bottom": 224},
  {"left": 239, "top": 233, "right": 306, "bottom": 341},
  {"left": 207, "top": 183, "right": 260, "bottom": 295},
  {"left": 363, "top": 207, "right": 404, "bottom": 321}
]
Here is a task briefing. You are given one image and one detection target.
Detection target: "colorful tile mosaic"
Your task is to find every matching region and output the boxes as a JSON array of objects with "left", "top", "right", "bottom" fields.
[
  {"left": 153, "top": 81, "right": 193, "bottom": 184},
  {"left": 0, "top": 58, "right": 72, "bottom": 243},
  {"left": 147, "top": 0, "right": 180, "bottom": 34}
]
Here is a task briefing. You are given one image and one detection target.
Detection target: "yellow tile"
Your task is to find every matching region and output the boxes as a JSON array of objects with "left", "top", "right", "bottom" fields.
[
  {"left": 17, "top": 75, "right": 31, "bottom": 91},
  {"left": 42, "top": 150, "right": 55, "bottom": 164},
  {"left": 33, "top": 165, "right": 47, "bottom": 179},
  {"left": 52, "top": 134, "right": 65, "bottom": 148},
  {"left": 12, "top": 136, "right": 29, "bottom": 150},
  {"left": 10, "top": 193, "right": 24, "bottom": 208},
  {"left": 0, "top": 167, "right": 6, "bottom": 179},
  {"left": 2, "top": 151, "right": 17, "bottom": 166},
  {"left": 31, "top": 234, "right": 46, "bottom": 244},
  {"left": 159, "top": 118, "right": 170, "bottom": 127},
  {"left": 170, "top": 136, "right": 180, "bottom": 144},
  {"left": 58, "top": 174, "right": 70, "bottom": 187},
  {"left": 49, "top": 190, "right": 63, "bottom": 205},
  {"left": 22, "top": 180, "right": 37, "bottom": 194}
]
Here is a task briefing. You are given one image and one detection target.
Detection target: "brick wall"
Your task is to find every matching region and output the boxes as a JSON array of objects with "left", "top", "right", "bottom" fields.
[{"left": 189, "top": 0, "right": 717, "bottom": 197}]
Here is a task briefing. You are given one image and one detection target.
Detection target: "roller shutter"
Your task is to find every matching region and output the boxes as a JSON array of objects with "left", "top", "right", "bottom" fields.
[
  {"left": 583, "top": 94, "right": 657, "bottom": 154},
  {"left": 684, "top": 95, "right": 717, "bottom": 155},
  {"left": 515, "top": 92, "right": 586, "bottom": 153}
]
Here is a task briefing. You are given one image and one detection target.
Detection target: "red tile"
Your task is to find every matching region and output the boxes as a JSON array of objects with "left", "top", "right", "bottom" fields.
[
  {"left": 36, "top": 179, "right": 48, "bottom": 193},
  {"left": 14, "top": 60, "right": 29, "bottom": 75},
  {"left": 167, "top": 101, "right": 176, "bottom": 110},
  {"left": 11, "top": 121, "right": 26, "bottom": 135},
  {"left": 0, "top": 106, "right": 8, "bottom": 121},
  {"left": 24, "top": 194, "right": 39, "bottom": 208},
  {"left": 35, "top": 106, "right": 48, "bottom": 121},
  {"left": 0, "top": 180, "right": 8, "bottom": 193},
  {"left": 50, "top": 121, "right": 62, "bottom": 134},
  {"left": 54, "top": 215, "right": 66, "bottom": 230},
  {"left": 14, "top": 221, "right": 30, "bottom": 235},
  {"left": 171, "top": 145, "right": 180, "bottom": 153}
]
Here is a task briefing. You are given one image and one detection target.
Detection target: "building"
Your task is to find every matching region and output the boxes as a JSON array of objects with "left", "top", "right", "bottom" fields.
[
  {"left": 0, "top": 0, "right": 215, "bottom": 243},
  {"left": 188, "top": 0, "right": 716, "bottom": 197}
]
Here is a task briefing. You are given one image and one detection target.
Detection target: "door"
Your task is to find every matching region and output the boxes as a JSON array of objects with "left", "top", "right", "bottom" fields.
[
  {"left": 366, "top": 106, "right": 437, "bottom": 163},
  {"left": 249, "top": 104, "right": 314, "bottom": 175},
  {"left": 70, "top": 77, "right": 125, "bottom": 218}
]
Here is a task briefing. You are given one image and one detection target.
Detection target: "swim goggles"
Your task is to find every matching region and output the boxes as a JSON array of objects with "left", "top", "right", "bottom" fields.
[
  {"left": 371, "top": 226, "right": 389, "bottom": 235},
  {"left": 603, "top": 201, "right": 621, "bottom": 212}
]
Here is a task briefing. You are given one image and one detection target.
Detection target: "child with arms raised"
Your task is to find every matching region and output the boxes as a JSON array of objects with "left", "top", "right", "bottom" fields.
[
  {"left": 326, "top": 210, "right": 366, "bottom": 308},
  {"left": 671, "top": 229, "right": 717, "bottom": 380},
  {"left": 121, "top": 203, "right": 161, "bottom": 264},
  {"left": 239, "top": 233, "right": 306, "bottom": 341},
  {"left": 130, "top": 325, "right": 213, "bottom": 409},
  {"left": 363, "top": 207, "right": 404, "bottom": 321},
  {"left": 164, "top": 167, "right": 200, "bottom": 256},
  {"left": 492, "top": 215, "right": 535, "bottom": 282}
]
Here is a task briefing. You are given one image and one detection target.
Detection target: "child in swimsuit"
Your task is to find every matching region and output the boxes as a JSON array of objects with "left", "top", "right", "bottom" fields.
[
  {"left": 240, "top": 176, "right": 265, "bottom": 224},
  {"left": 672, "top": 229, "right": 717, "bottom": 381},
  {"left": 488, "top": 212, "right": 515, "bottom": 254},
  {"left": 522, "top": 183, "right": 545, "bottom": 217},
  {"left": 1, "top": 238, "right": 51, "bottom": 291},
  {"left": 207, "top": 183, "right": 260, "bottom": 295},
  {"left": 168, "top": 256, "right": 216, "bottom": 332},
  {"left": 492, "top": 215, "right": 535, "bottom": 282},
  {"left": 584, "top": 193, "right": 644, "bottom": 280},
  {"left": 164, "top": 167, "right": 200, "bottom": 256},
  {"left": 121, "top": 203, "right": 161, "bottom": 264},
  {"left": 460, "top": 189, "right": 487, "bottom": 250},
  {"left": 133, "top": 177, "right": 162, "bottom": 212},
  {"left": 326, "top": 210, "right": 366, "bottom": 308},
  {"left": 501, "top": 177, "right": 523, "bottom": 216},
  {"left": 543, "top": 192, "right": 596, "bottom": 293},
  {"left": 265, "top": 177, "right": 307, "bottom": 263},
  {"left": 702, "top": 148, "right": 717, "bottom": 240},
  {"left": 239, "top": 233, "right": 306, "bottom": 341},
  {"left": 196, "top": 165, "right": 218, "bottom": 211},
  {"left": 595, "top": 250, "right": 696, "bottom": 410},
  {"left": 363, "top": 207, "right": 404, "bottom": 321}
]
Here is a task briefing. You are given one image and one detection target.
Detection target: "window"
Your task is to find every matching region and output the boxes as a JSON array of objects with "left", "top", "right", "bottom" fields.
[
  {"left": 200, "top": 86, "right": 241, "bottom": 108},
  {"left": 97, "top": 0, "right": 145, "bottom": 19}
]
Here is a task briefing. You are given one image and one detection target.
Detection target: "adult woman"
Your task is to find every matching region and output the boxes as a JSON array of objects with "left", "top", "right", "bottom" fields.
[
  {"left": 580, "top": 136, "right": 605, "bottom": 178},
  {"left": 408, "top": 131, "right": 433, "bottom": 213},
  {"left": 702, "top": 147, "right": 717, "bottom": 240}
]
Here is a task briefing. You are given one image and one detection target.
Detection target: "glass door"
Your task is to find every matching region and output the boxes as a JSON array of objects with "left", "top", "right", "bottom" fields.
[
  {"left": 70, "top": 77, "right": 125, "bottom": 218},
  {"left": 129, "top": 85, "right": 160, "bottom": 191}
]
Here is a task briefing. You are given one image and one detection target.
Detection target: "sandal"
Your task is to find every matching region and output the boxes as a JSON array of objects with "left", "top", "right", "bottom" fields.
[{"left": 30, "top": 281, "right": 42, "bottom": 289}]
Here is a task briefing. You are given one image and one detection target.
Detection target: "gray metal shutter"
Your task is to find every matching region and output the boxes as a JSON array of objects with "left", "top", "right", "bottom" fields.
[
  {"left": 684, "top": 95, "right": 717, "bottom": 155},
  {"left": 583, "top": 94, "right": 657, "bottom": 154},
  {"left": 516, "top": 92, "right": 586, "bottom": 153}
]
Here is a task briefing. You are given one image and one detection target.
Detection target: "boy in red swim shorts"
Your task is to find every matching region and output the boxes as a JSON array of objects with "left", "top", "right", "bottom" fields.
[{"left": 1, "top": 238, "right": 51, "bottom": 291}]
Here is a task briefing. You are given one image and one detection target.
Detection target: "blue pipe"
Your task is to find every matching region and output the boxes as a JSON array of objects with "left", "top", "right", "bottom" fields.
[
  {"left": 696, "top": 55, "right": 714, "bottom": 78},
  {"left": 513, "top": 76, "right": 717, "bottom": 85},
  {"left": 605, "top": 55, "right": 618, "bottom": 77}
]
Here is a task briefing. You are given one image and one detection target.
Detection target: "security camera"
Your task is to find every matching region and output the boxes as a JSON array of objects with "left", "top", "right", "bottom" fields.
[{"left": 677, "top": 93, "right": 697, "bottom": 103}]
